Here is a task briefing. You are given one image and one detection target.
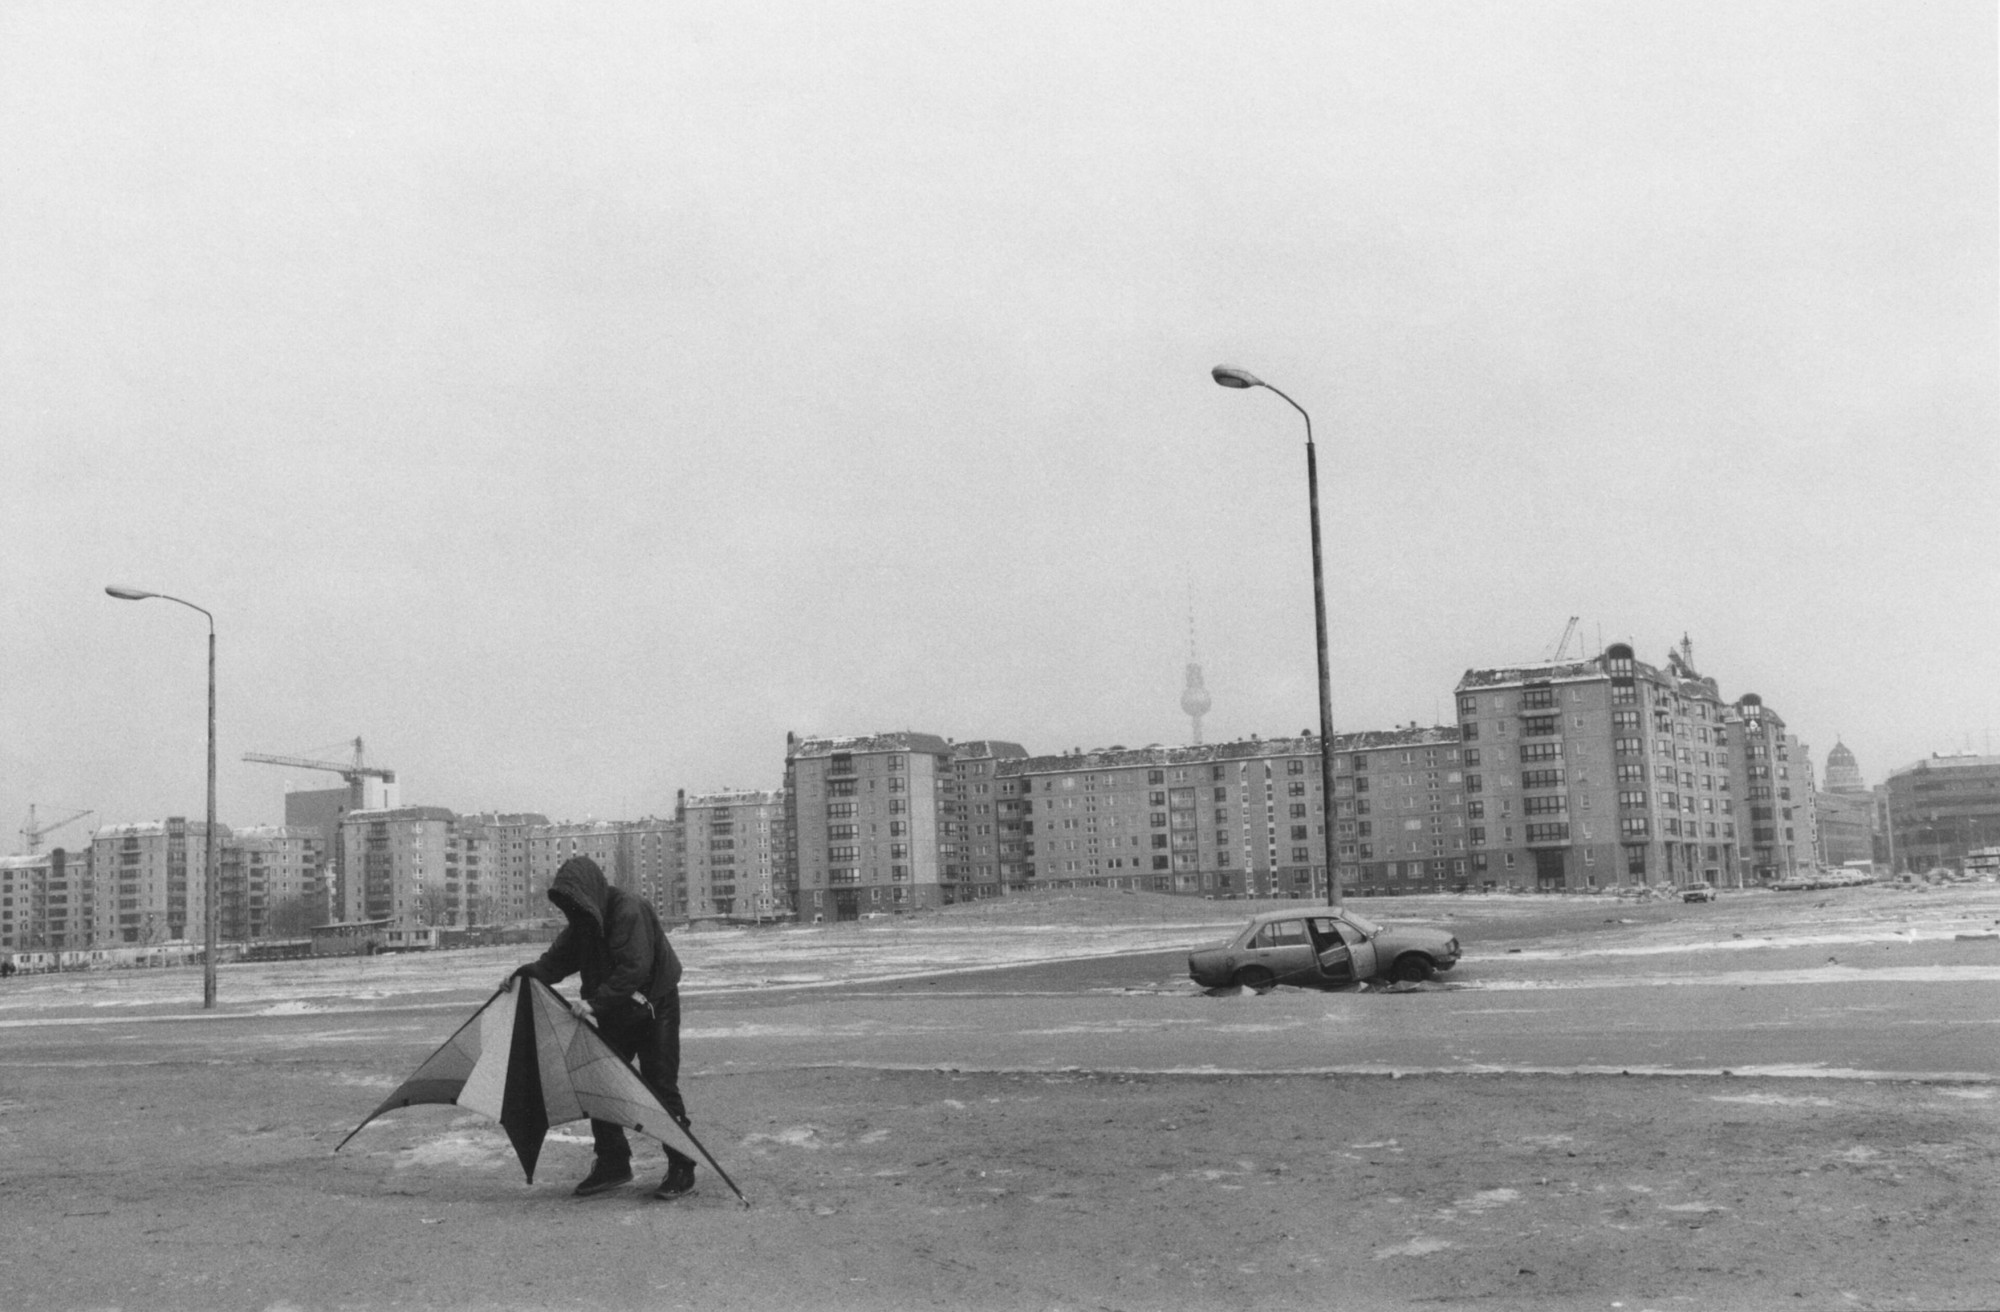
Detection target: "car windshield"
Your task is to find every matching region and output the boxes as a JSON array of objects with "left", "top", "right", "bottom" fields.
[{"left": 1341, "top": 911, "right": 1383, "bottom": 938}]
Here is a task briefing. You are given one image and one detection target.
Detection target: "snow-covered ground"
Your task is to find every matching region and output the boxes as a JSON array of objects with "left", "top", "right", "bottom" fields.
[
  {"left": 0, "top": 915, "right": 1243, "bottom": 1018},
  {"left": 2, "top": 883, "right": 1995, "bottom": 1020}
]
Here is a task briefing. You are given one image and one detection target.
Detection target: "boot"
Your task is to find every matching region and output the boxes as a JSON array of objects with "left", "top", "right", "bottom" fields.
[
  {"left": 653, "top": 1153, "right": 697, "bottom": 1200},
  {"left": 573, "top": 1157, "right": 634, "bottom": 1197}
]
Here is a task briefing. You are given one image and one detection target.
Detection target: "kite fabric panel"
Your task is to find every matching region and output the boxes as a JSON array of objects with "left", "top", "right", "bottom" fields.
[{"left": 335, "top": 977, "right": 696, "bottom": 1183}]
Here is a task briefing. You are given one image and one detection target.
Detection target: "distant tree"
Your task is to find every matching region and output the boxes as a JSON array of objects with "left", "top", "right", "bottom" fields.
[
  {"left": 466, "top": 893, "right": 498, "bottom": 927},
  {"left": 415, "top": 886, "right": 455, "bottom": 927},
  {"left": 267, "top": 896, "right": 315, "bottom": 939}
]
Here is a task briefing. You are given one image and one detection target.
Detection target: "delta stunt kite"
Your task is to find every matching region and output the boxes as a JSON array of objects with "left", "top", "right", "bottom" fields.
[{"left": 336, "top": 976, "right": 744, "bottom": 1202}]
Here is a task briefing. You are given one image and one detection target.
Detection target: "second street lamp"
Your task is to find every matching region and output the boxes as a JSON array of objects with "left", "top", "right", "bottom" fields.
[
  {"left": 105, "top": 585, "right": 220, "bottom": 1008},
  {"left": 1211, "top": 365, "right": 1342, "bottom": 907}
]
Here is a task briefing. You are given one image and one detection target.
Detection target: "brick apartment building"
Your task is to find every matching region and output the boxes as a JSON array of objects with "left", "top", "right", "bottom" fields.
[{"left": 1456, "top": 642, "right": 1748, "bottom": 891}]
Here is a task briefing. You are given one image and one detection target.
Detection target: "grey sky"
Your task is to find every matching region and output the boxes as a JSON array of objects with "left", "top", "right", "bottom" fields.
[{"left": 4, "top": 2, "right": 1993, "bottom": 833}]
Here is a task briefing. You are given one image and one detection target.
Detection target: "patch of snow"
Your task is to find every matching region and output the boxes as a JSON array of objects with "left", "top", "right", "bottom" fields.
[
  {"left": 1709, "top": 1093, "right": 1837, "bottom": 1107},
  {"left": 743, "top": 1126, "right": 826, "bottom": 1150},
  {"left": 395, "top": 1131, "right": 510, "bottom": 1169},
  {"left": 1464, "top": 965, "right": 2000, "bottom": 990},
  {"left": 1374, "top": 1238, "right": 1454, "bottom": 1259}
]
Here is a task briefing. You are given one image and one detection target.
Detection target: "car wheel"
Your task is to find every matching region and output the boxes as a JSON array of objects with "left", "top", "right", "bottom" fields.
[
  {"left": 1389, "top": 954, "right": 1434, "bottom": 984},
  {"left": 1233, "top": 966, "right": 1275, "bottom": 991}
]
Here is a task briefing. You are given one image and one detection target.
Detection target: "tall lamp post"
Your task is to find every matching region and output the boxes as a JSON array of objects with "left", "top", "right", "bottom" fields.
[
  {"left": 1211, "top": 365, "right": 1342, "bottom": 908},
  {"left": 105, "top": 586, "right": 219, "bottom": 1008}
]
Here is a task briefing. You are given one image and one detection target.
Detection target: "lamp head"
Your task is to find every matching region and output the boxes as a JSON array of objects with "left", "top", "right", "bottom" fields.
[
  {"left": 105, "top": 586, "right": 156, "bottom": 601},
  {"left": 1211, "top": 365, "right": 1263, "bottom": 390}
]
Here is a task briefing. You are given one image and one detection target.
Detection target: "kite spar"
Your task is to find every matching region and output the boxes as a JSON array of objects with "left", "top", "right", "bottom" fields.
[{"left": 337, "top": 976, "right": 747, "bottom": 1205}]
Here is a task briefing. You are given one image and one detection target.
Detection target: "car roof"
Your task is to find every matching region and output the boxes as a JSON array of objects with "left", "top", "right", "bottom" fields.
[{"left": 1241, "top": 907, "right": 1344, "bottom": 926}]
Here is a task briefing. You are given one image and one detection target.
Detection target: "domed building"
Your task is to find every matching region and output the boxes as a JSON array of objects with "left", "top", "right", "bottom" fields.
[
  {"left": 1824, "top": 740, "right": 1867, "bottom": 795},
  {"left": 1815, "top": 740, "right": 1876, "bottom": 868}
]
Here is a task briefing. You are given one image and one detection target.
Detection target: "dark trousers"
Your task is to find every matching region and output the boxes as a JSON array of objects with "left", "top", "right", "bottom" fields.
[{"left": 590, "top": 988, "right": 694, "bottom": 1167}]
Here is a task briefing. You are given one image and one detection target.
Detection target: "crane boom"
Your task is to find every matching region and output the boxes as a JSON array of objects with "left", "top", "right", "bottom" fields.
[
  {"left": 20, "top": 806, "right": 95, "bottom": 854},
  {"left": 1545, "top": 615, "right": 1580, "bottom": 663},
  {"left": 244, "top": 737, "right": 398, "bottom": 813},
  {"left": 242, "top": 752, "right": 396, "bottom": 781},
  {"left": 243, "top": 735, "right": 396, "bottom": 782}
]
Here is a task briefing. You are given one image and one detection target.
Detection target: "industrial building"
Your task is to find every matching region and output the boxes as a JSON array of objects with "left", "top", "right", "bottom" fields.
[{"left": 1881, "top": 753, "right": 2000, "bottom": 874}]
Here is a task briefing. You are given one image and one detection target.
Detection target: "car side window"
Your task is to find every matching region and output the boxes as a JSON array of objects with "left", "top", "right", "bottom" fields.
[{"left": 1264, "top": 920, "right": 1309, "bottom": 948}]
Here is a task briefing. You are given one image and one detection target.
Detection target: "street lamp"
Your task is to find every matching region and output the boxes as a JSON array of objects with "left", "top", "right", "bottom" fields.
[
  {"left": 105, "top": 585, "right": 220, "bottom": 1008},
  {"left": 1211, "top": 365, "right": 1342, "bottom": 908}
]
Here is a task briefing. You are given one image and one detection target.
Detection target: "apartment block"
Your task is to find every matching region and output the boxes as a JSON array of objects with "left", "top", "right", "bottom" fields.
[
  {"left": 1457, "top": 643, "right": 1740, "bottom": 891},
  {"left": 89, "top": 819, "right": 229, "bottom": 944},
  {"left": 677, "top": 789, "right": 788, "bottom": 919},
  {"left": 785, "top": 731, "right": 951, "bottom": 920},
  {"left": 458, "top": 813, "right": 551, "bottom": 923},
  {"left": 992, "top": 726, "right": 1465, "bottom": 900},
  {"left": 526, "top": 817, "right": 679, "bottom": 910},
  {"left": 218, "top": 826, "right": 322, "bottom": 940},
  {"left": 1340, "top": 727, "right": 1474, "bottom": 893},
  {"left": 0, "top": 846, "right": 94, "bottom": 951},
  {"left": 1725, "top": 695, "right": 1814, "bottom": 882},
  {"left": 337, "top": 807, "right": 491, "bottom": 926},
  {"left": 940, "top": 740, "right": 1029, "bottom": 901}
]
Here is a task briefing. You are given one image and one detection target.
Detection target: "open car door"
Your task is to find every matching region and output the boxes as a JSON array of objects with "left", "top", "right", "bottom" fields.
[{"left": 1308, "top": 915, "right": 1378, "bottom": 985}]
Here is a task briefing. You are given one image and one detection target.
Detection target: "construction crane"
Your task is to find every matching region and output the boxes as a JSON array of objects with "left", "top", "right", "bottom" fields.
[
  {"left": 243, "top": 738, "right": 397, "bottom": 811},
  {"left": 19, "top": 805, "right": 94, "bottom": 855},
  {"left": 1544, "top": 616, "right": 1581, "bottom": 664}
]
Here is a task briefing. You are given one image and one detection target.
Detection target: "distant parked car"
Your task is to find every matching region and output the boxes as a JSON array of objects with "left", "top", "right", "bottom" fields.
[
  {"left": 1187, "top": 908, "right": 1461, "bottom": 991},
  {"left": 1682, "top": 884, "right": 1718, "bottom": 903}
]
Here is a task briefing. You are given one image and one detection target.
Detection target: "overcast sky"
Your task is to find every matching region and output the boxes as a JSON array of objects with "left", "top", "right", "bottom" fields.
[{"left": 3, "top": 2, "right": 1993, "bottom": 835}]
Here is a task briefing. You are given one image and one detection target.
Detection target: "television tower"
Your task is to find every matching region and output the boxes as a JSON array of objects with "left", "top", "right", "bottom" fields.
[{"left": 1180, "top": 604, "right": 1212, "bottom": 746}]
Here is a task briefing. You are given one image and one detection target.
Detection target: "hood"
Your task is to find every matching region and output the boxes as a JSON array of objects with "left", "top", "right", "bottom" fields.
[{"left": 548, "top": 856, "right": 611, "bottom": 929}]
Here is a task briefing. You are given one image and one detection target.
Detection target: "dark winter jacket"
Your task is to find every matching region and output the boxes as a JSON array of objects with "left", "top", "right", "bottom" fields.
[{"left": 525, "top": 856, "right": 681, "bottom": 1013}]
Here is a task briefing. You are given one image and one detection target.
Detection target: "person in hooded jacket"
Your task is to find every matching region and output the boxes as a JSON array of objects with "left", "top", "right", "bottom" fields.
[{"left": 506, "top": 855, "right": 699, "bottom": 1199}]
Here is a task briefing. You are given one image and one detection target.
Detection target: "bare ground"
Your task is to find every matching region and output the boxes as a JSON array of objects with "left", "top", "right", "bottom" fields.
[{"left": 5, "top": 1050, "right": 1995, "bottom": 1311}]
